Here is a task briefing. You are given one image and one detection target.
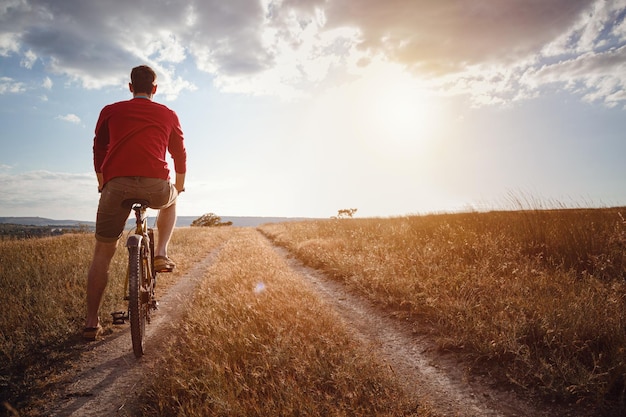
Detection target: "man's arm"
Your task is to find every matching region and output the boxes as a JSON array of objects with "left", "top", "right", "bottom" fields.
[
  {"left": 96, "top": 172, "right": 104, "bottom": 192},
  {"left": 93, "top": 107, "right": 109, "bottom": 192},
  {"left": 175, "top": 172, "right": 186, "bottom": 193}
]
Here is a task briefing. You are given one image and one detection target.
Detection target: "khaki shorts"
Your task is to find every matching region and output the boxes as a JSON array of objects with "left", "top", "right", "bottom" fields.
[{"left": 95, "top": 177, "right": 178, "bottom": 243}]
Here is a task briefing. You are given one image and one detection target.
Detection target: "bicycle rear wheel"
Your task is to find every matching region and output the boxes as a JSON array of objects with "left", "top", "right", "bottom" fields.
[{"left": 128, "top": 243, "right": 147, "bottom": 358}]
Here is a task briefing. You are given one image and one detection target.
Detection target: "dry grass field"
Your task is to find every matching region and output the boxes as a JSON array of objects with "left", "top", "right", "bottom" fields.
[
  {"left": 259, "top": 208, "right": 626, "bottom": 413},
  {"left": 0, "top": 227, "right": 232, "bottom": 414},
  {"left": 1, "top": 207, "right": 625, "bottom": 415},
  {"left": 137, "top": 228, "right": 419, "bottom": 416}
]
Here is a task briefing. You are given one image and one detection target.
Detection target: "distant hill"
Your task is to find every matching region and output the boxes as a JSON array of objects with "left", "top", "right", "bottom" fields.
[
  {"left": 0, "top": 216, "right": 317, "bottom": 229},
  {"left": 0, "top": 217, "right": 94, "bottom": 227}
]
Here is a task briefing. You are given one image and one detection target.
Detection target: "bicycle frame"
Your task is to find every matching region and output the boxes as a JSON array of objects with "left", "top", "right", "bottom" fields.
[{"left": 124, "top": 203, "right": 152, "bottom": 292}]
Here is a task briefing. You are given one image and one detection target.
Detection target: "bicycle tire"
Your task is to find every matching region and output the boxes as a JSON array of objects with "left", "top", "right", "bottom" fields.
[{"left": 128, "top": 243, "right": 146, "bottom": 358}]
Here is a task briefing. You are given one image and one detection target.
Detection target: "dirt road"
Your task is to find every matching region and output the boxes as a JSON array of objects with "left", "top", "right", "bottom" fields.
[
  {"left": 40, "top": 250, "right": 221, "bottom": 417},
  {"left": 34, "top": 231, "right": 588, "bottom": 417},
  {"left": 270, "top": 244, "right": 569, "bottom": 417}
]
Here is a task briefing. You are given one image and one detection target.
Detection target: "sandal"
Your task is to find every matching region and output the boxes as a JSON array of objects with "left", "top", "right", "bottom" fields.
[
  {"left": 154, "top": 256, "right": 176, "bottom": 273},
  {"left": 83, "top": 324, "right": 103, "bottom": 341}
]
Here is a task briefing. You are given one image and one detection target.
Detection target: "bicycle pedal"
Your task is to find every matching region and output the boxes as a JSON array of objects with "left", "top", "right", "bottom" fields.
[{"left": 111, "top": 311, "right": 128, "bottom": 324}]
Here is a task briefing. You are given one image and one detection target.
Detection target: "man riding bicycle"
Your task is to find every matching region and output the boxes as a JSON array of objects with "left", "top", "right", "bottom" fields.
[{"left": 84, "top": 65, "right": 187, "bottom": 341}]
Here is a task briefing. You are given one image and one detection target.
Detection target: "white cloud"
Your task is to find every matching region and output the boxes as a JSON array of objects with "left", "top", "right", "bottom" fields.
[
  {"left": 0, "top": 76, "right": 25, "bottom": 94},
  {"left": 56, "top": 113, "right": 81, "bottom": 124},
  {"left": 524, "top": 45, "right": 626, "bottom": 107},
  {"left": 0, "top": 168, "right": 213, "bottom": 220},
  {"left": 42, "top": 76, "right": 52, "bottom": 89},
  {"left": 20, "top": 48, "right": 36, "bottom": 68},
  {"left": 206, "top": 4, "right": 364, "bottom": 99},
  {"left": 0, "top": 169, "right": 97, "bottom": 220},
  {"left": 148, "top": 64, "right": 197, "bottom": 101},
  {"left": 1, "top": 0, "right": 625, "bottom": 107},
  {"left": 151, "top": 31, "right": 187, "bottom": 64},
  {"left": 0, "top": 32, "right": 19, "bottom": 56}
]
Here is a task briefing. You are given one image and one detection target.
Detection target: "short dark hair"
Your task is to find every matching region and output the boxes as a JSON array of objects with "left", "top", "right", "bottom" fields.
[{"left": 130, "top": 65, "right": 156, "bottom": 94}]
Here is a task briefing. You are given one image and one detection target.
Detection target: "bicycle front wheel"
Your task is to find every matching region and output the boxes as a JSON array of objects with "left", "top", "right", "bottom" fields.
[{"left": 128, "top": 244, "right": 147, "bottom": 358}]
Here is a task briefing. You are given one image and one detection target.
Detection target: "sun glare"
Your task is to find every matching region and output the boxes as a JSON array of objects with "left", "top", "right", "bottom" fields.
[
  {"left": 305, "top": 61, "right": 448, "bottom": 169},
  {"left": 354, "top": 63, "right": 445, "bottom": 157}
]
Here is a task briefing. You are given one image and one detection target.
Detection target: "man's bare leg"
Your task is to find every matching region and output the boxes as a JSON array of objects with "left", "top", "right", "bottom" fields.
[
  {"left": 155, "top": 201, "right": 176, "bottom": 258},
  {"left": 85, "top": 240, "right": 117, "bottom": 328}
]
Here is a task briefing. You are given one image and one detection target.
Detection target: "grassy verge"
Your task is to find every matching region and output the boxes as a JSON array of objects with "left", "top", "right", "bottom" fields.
[
  {"left": 258, "top": 209, "right": 626, "bottom": 412},
  {"left": 0, "top": 226, "right": 231, "bottom": 412},
  {"left": 137, "top": 228, "right": 423, "bottom": 416}
]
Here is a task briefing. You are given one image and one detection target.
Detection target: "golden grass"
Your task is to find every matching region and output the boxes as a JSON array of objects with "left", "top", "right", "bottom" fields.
[
  {"left": 0, "top": 226, "right": 230, "bottom": 410},
  {"left": 1, "top": 234, "right": 97, "bottom": 361},
  {"left": 138, "top": 228, "right": 421, "bottom": 416},
  {"left": 4, "top": 208, "right": 626, "bottom": 415},
  {"left": 258, "top": 209, "right": 626, "bottom": 411}
]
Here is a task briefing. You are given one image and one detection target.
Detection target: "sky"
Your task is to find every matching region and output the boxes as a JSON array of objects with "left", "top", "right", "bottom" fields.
[{"left": 1, "top": 0, "right": 626, "bottom": 221}]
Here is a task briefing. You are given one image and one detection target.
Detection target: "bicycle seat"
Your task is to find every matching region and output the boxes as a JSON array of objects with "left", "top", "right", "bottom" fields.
[{"left": 122, "top": 199, "right": 150, "bottom": 209}]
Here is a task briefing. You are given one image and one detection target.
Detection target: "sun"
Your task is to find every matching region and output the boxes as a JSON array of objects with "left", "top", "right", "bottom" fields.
[
  {"left": 303, "top": 61, "right": 447, "bottom": 165},
  {"left": 354, "top": 63, "right": 445, "bottom": 155},
  {"left": 371, "top": 80, "right": 431, "bottom": 140}
]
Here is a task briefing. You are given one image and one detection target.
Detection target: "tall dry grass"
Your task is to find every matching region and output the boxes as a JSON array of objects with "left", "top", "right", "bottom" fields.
[
  {"left": 4, "top": 208, "right": 625, "bottom": 415},
  {"left": 0, "top": 226, "right": 231, "bottom": 411},
  {"left": 259, "top": 208, "right": 626, "bottom": 412},
  {"left": 138, "top": 228, "right": 422, "bottom": 417}
]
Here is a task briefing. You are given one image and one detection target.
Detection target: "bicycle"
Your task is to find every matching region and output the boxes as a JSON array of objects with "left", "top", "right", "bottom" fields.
[{"left": 111, "top": 199, "right": 158, "bottom": 358}]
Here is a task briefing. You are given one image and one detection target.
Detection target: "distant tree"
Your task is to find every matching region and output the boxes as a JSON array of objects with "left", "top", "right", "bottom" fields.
[
  {"left": 333, "top": 208, "right": 357, "bottom": 219},
  {"left": 191, "top": 213, "right": 233, "bottom": 227}
]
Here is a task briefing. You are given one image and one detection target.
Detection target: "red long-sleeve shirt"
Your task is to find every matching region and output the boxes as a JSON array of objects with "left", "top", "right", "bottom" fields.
[{"left": 93, "top": 98, "right": 187, "bottom": 185}]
